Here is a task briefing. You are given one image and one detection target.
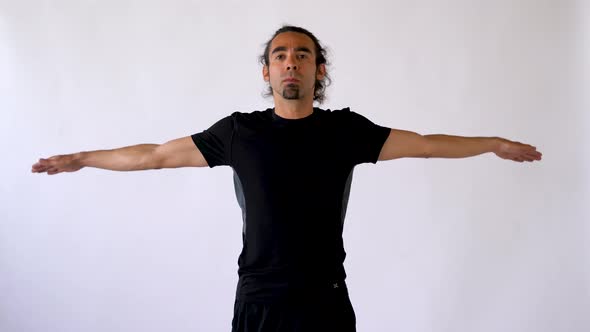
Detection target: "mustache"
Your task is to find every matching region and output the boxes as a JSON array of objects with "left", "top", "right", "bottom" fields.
[{"left": 282, "top": 74, "right": 302, "bottom": 79}]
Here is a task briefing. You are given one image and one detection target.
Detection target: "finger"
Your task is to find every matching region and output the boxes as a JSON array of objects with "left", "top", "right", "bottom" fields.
[
  {"left": 34, "top": 161, "right": 52, "bottom": 171},
  {"left": 32, "top": 165, "right": 47, "bottom": 173},
  {"left": 525, "top": 151, "right": 542, "bottom": 160},
  {"left": 38, "top": 158, "right": 54, "bottom": 167},
  {"left": 521, "top": 152, "right": 537, "bottom": 160},
  {"left": 32, "top": 161, "right": 46, "bottom": 169}
]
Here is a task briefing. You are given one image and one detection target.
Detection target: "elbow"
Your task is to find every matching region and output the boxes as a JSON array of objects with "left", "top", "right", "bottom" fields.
[{"left": 140, "top": 146, "right": 162, "bottom": 170}]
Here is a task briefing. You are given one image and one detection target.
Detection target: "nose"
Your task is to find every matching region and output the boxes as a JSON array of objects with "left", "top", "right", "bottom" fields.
[{"left": 285, "top": 53, "right": 298, "bottom": 71}]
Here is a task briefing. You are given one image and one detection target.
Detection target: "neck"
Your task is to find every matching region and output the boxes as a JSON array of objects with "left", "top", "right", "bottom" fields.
[{"left": 273, "top": 95, "right": 314, "bottom": 119}]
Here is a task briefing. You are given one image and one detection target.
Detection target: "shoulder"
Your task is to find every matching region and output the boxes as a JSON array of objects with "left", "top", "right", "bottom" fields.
[
  {"left": 208, "top": 109, "right": 271, "bottom": 126},
  {"left": 315, "top": 106, "right": 351, "bottom": 119},
  {"left": 318, "top": 107, "right": 373, "bottom": 124},
  {"left": 222, "top": 109, "right": 274, "bottom": 135},
  {"left": 325, "top": 107, "right": 351, "bottom": 114},
  {"left": 320, "top": 107, "right": 368, "bottom": 118},
  {"left": 228, "top": 109, "right": 273, "bottom": 123},
  {"left": 230, "top": 108, "right": 271, "bottom": 118}
]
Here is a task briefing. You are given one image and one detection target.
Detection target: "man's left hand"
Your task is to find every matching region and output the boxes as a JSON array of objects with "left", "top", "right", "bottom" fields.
[{"left": 494, "top": 138, "right": 543, "bottom": 162}]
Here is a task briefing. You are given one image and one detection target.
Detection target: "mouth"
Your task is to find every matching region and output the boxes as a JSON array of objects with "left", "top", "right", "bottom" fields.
[{"left": 282, "top": 78, "right": 300, "bottom": 83}]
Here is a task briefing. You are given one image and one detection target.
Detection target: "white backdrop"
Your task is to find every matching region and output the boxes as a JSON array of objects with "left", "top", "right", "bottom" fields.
[{"left": 1, "top": 0, "right": 588, "bottom": 331}]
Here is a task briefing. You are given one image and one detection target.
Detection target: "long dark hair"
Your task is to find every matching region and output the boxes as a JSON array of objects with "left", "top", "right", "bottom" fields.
[{"left": 259, "top": 25, "right": 332, "bottom": 104}]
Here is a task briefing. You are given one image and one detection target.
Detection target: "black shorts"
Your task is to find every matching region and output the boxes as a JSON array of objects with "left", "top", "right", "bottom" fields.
[{"left": 231, "top": 282, "right": 356, "bottom": 332}]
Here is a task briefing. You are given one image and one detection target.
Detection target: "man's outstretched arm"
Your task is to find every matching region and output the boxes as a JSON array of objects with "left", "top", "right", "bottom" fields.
[
  {"left": 31, "top": 136, "right": 208, "bottom": 175},
  {"left": 377, "top": 129, "right": 542, "bottom": 162}
]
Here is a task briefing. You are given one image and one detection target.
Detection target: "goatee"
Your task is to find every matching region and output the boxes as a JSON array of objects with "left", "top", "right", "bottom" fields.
[{"left": 282, "top": 84, "right": 300, "bottom": 100}]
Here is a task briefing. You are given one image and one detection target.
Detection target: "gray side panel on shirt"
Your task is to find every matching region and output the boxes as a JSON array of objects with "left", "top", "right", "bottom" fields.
[
  {"left": 341, "top": 167, "right": 355, "bottom": 227},
  {"left": 233, "top": 171, "right": 247, "bottom": 236}
]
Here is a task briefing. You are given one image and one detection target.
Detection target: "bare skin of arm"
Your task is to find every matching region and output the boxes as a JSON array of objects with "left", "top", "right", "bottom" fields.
[
  {"left": 31, "top": 136, "right": 208, "bottom": 175},
  {"left": 378, "top": 129, "right": 542, "bottom": 162}
]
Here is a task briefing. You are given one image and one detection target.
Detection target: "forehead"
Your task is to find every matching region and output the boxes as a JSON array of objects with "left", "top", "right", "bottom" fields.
[{"left": 270, "top": 32, "right": 316, "bottom": 53}]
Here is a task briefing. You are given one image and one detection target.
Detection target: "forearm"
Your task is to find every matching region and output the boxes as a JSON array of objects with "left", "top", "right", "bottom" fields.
[
  {"left": 424, "top": 135, "right": 500, "bottom": 158},
  {"left": 77, "top": 144, "right": 159, "bottom": 171}
]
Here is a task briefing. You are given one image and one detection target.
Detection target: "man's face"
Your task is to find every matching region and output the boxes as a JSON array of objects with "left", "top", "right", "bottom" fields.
[{"left": 263, "top": 32, "right": 326, "bottom": 101}]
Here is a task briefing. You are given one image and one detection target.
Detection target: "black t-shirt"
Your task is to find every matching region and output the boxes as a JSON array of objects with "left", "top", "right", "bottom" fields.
[{"left": 191, "top": 107, "right": 390, "bottom": 302}]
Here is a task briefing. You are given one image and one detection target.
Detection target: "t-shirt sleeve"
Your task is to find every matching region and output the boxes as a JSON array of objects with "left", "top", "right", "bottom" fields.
[
  {"left": 191, "top": 115, "right": 234, "bottom": 168},
  {"left": 345, "top": 108, "right": 391, "bottom": 165}
]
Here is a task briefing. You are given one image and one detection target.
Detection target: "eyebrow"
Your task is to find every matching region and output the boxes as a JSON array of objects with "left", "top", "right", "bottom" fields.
[{"left": 270, "top": 46, "right": 313, "bottom": 55}]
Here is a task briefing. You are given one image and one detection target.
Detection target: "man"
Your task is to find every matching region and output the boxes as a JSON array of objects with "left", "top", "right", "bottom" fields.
[{"left": 32, "top": 26, "right": 542, "bottom": 331}]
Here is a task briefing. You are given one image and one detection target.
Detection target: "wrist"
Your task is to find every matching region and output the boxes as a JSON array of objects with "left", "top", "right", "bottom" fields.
[
  {"left": 490, "top": 137, "right": 503, "bottom": 154},
  {"left": 74, "top": 151, "right": 88, "bottom": 167}
]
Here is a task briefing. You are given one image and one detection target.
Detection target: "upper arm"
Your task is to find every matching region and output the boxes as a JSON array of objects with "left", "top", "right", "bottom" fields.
[
  {"left": 378, "top": 129, "right": 432, "bottom": 161},
  {"left": 151, "top": 136, "right": 208, "bottom": 168}
]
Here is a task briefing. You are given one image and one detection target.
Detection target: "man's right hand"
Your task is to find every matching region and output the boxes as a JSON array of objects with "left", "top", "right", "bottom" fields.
[{"left": 31, "top": 154, "right": 84, "bottom": 175}]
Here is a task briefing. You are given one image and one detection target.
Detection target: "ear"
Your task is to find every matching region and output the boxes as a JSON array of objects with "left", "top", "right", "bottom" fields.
[
  {"left": 316, "top": 63, "right": 326, "bottom": 80},
  {"left": 262, "top": 65, "right": 269, "bottom": 82}
]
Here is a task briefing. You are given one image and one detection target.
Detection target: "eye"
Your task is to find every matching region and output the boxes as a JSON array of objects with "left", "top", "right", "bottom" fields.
[
  {"left": 275, "top": 54, "right": 285, "bottom": 60},
  {"left": 297, "top": 54, "right": 307, "bottom": 59}
]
